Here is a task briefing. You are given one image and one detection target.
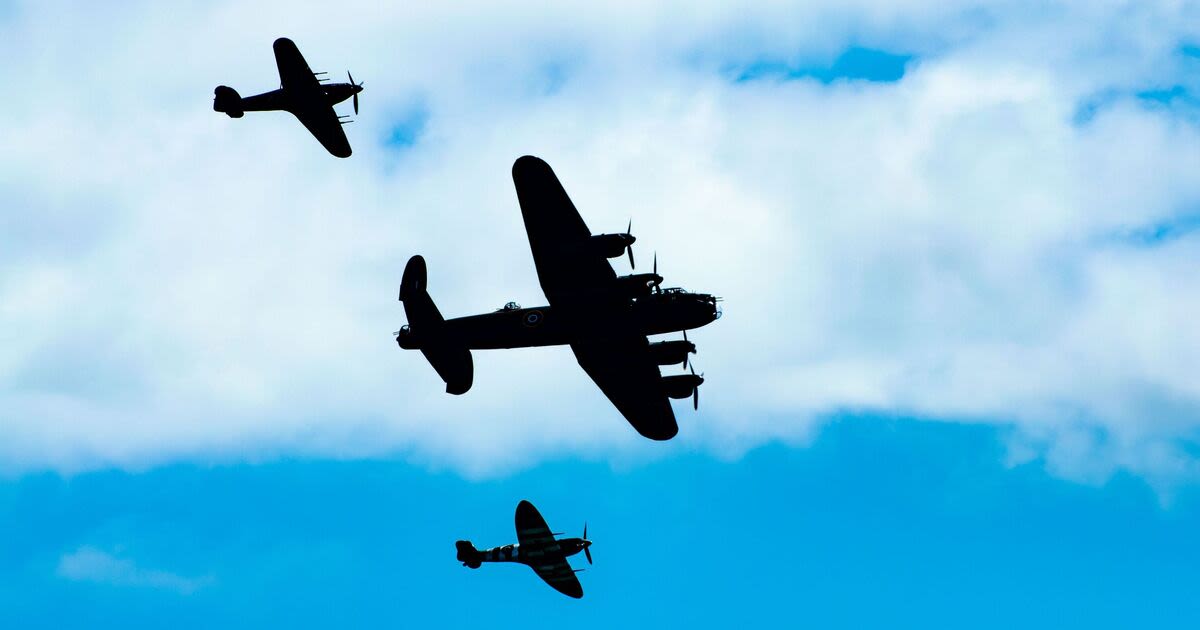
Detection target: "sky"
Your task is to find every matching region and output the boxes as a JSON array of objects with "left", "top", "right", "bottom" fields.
[{"left": 1, "top": 0, "right": 1199, "bottom": 626}]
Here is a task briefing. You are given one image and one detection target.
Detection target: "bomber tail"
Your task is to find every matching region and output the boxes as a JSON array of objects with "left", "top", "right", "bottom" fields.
[
  {"left": 397, "top": 255, "right": 473, "bottom": 395},
  {"left": 456, "top": 540, "right": 483, "bottom": 568},
  {"left": 213, "top": 85, "right": 244, "bottom": 118}
]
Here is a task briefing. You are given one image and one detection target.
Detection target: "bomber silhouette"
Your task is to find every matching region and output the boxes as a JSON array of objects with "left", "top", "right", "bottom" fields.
[
  {"left": 396, "top": 155, "right": 722, "bottom": 440},
  {"left": 213, "top": 37, "right": 363, "bottom": 158},
  {"left": 456, "top": 500, "right": 592, "bottom": 599}
]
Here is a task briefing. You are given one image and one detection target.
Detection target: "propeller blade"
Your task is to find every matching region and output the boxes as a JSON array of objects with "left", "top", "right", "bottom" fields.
[
  {"left": 583, "top": 522, "right": 592, "bottom": 563},
  {"left": 624, "top": 220, "right": 634, "bottom": 267},
  {"left": 348, "top": 71, "right": 361, "bottom": 114},
  {"left": 682, "top": 329, "right": 689, "bottom": 369},
  {"left": 653, "top": 252, "right": 660, "bottom": 293},
  {"left": 693, "top": 387, "right": 699, "bottom": 410}
]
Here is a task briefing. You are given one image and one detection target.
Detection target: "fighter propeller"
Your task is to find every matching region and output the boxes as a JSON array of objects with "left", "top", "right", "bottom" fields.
[
  {"left": 583, "top": 522, "right": 592, "bottom": 564},
  {"left": 348, "top": 71, "right": 363, "bottom": 114}
]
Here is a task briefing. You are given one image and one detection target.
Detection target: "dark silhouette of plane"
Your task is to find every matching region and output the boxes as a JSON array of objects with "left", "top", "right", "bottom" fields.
[
  {"left": 456, "top": 500, "right": 591, "bottom": 599},
  {"left": 396, "top": 155, "right": 722, "bottom": 440},
  {"left": 213, "top": 37, "right": 363, "bottom": 158}
]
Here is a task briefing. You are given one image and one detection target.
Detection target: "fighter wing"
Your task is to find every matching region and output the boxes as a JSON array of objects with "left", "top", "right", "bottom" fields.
[
  {"left": 515, "top": 500, "right": 583, "bottom": 598},
  {"left": 273, "top": 37, "right": 321, "bottom": 91},
  {"left": 512, "top": 155, "right": 616, "bottom": 304},
  {"left": 272, "top": 38, "right": 353, "bottom": 158},
  {"left": 571, "top": 336, "right": 678, "bottom": 440},
  {"left": 291, "top": 106, "right": 353, "bottom": 158}
]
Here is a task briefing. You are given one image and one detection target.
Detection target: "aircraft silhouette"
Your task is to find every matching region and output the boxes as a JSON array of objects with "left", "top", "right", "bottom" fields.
[
  {"left": 396, "top": 155, "right": 722, "bottom": 440},
  {"left": 456, "top": 500, "right": 592, "bottom": 599},
  {"left": 213, "top": 37, "right": 363, "bottom": 158}
]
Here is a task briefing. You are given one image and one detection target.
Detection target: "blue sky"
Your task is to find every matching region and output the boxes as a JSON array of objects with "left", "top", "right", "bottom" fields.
[
  {"left": 3, "top": 1, "right": 1200, "bottom": 626},
  {"left": 4, "top": 417, "right": 1199, "bottom": 628}
]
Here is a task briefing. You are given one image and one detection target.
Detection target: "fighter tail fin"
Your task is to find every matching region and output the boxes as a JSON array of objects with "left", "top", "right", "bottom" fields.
[
  {"left": 397, "top": 255, "right": 473, "bottom": 395},
  {"left": 213, "top": 85, "right": 244, "bottom": 118},
  {"left": 456, "top": 540, "right": 482, "bottom": 568}
]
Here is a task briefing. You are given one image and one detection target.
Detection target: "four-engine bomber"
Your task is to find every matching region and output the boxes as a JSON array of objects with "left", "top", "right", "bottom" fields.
[{"left": 396, "top": 155, "right": 722, "bottom": 440}]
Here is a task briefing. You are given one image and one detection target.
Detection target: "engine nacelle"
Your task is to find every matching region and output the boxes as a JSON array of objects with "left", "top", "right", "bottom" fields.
[
  {"left": 648, "top": 340, "right": 696, "bottom": 366},
  {"left": 213, "top": 85, "right": 244, "bottom": 118},
  {"left": 661, "top": 374, "right": 703, "bottom": 400},
  {"left": 589, "top": 233, "right": 634, "bottom": 259}
]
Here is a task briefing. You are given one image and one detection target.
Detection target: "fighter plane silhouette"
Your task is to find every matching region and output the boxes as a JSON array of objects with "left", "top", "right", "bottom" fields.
[{"left": 213, "top": 37, "right": 362, "bottom": 158}]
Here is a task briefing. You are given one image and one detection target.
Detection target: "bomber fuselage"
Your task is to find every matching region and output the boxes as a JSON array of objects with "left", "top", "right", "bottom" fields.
[{"left": 397, "top": 288, "right": 720, "bottom": 351}]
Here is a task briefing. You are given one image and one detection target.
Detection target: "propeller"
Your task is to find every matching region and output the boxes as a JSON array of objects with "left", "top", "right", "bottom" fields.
[
  {"left": 690, "top": 363, "right": 705, "bottom": 410},
  {"left": 653, "top": 252, "right": 660, "bottom": 294},
  {"left": 583, "top": 522, "right": 592, "bottom": 564},
  {"left": 348, "top": 71, "right": 363, "bottom": 114},
  {"left": 682, "top": 329, "right": 691, "bottom": 369},
  {"left": 625, "top": 220, "right": 636, "bottom": 269}
]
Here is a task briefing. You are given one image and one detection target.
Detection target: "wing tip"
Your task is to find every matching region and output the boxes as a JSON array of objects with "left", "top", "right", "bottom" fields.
[
  {"left": 646, "top": 430, "right": 679, "bottom": 441},
  {"left": 512, "top": 155, "right": 549, "bottom": 178},
  {"left": 400, "top": 255, "right": 427, "bottom": 300},
  {"left": 636, "top": 422, "right": 679, "bottom": 441}
]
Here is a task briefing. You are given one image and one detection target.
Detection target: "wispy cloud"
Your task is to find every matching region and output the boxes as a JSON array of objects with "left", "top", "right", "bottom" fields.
[{"left": 56, "top": 546, "right": 213, "bottom": 595}]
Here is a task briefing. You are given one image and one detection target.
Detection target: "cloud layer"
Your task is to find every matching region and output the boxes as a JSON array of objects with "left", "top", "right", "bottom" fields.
[{"left": 1, "top": 1, "right": 1199, "bottom": 484}]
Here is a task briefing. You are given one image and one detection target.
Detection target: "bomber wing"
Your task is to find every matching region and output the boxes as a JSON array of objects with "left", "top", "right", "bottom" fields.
[
  {"left": 571, "top": 336, "right": 677, "bottom": 440},
  {"left": 511, "top": 156, "right": 676, "bottom": 438},
  {"left": 515, "top": 500, "right": 583, "bottom": 599},
  {"left": 512, "top": 155, "right": 617, "bottom": 305}
]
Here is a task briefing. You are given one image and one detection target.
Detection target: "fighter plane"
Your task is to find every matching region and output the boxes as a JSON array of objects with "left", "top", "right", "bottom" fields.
[
  {"left": 456, "top": 500, "right": 592, "bottom": 599},
  {"left": 396, "top": 155, "right": 722, "bottom": 440},
  {"left": 213, "top": 37, "right": 363, "bottom": 158}
]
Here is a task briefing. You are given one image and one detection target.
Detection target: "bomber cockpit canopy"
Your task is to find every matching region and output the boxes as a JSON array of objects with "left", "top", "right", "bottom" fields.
[{"left": 496, "top": 301, "right": 522, "bottom": 312}]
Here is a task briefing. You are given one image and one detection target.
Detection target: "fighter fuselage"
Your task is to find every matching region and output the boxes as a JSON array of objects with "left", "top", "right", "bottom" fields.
[
  {"left": 469, "top": 538, "right": 590, "bottom": 567},
  {"left": 235, "top": 82, "right": 362, "bottom": 113}
]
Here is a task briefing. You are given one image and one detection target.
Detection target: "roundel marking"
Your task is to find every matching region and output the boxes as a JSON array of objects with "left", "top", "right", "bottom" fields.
[{"left": 522, "top": 310, "right": 544, "bottom": 327}]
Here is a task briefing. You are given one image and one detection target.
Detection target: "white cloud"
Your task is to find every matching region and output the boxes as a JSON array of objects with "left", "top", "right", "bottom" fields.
[
  {"left": 56, "top": 546, "right": 212, "bottom": 594},
  {"left": 1, "top": 1, "right": 1199, "bottom": 484}
]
